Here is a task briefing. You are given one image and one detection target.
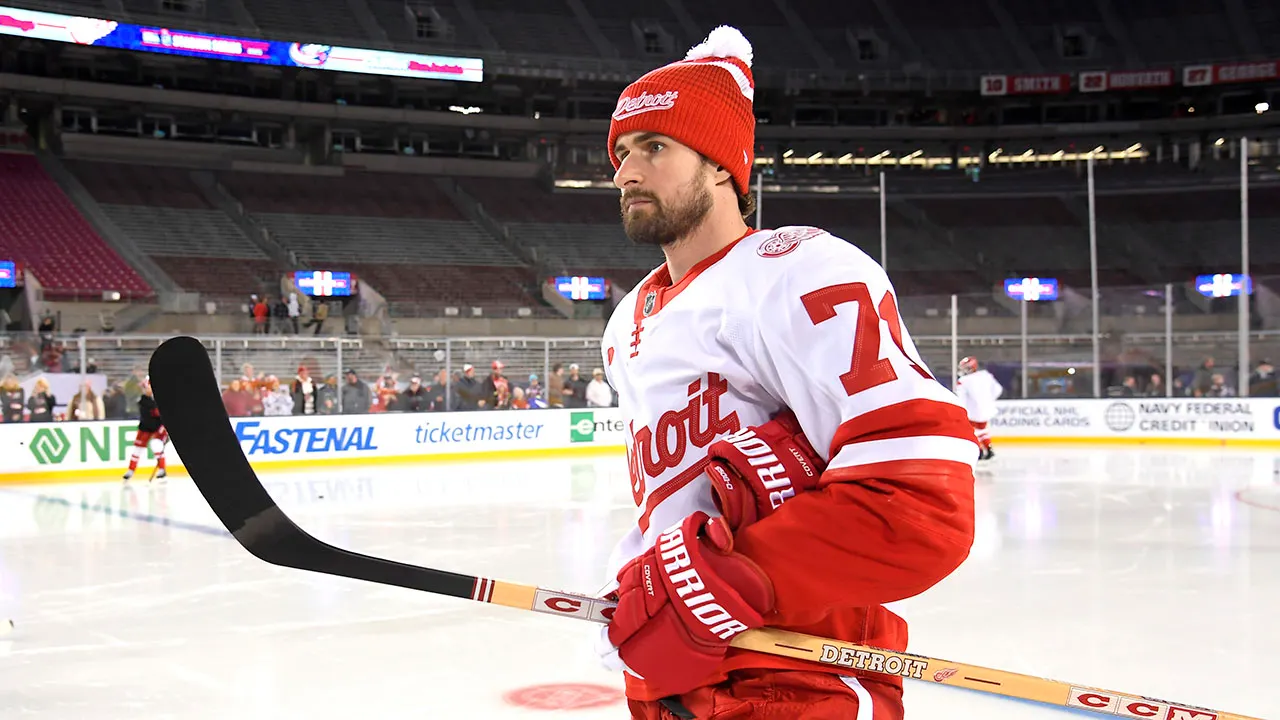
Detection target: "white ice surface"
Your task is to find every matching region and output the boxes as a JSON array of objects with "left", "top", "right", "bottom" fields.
[{"left": 0, "top": 447, "right": 1275, "bottom": 718}]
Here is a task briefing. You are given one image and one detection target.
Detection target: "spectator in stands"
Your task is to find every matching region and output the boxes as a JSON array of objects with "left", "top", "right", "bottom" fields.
[
  {"left": 1192, "top": 357, "right": 1216, "bottom": 397},
  {"left": 222, "top": 379, "right": 253, "bottom": 417},
  {"left": 27, "top": 378, "right": 55, "bottom": 423},
  {"left": 1144, "top": 373, "right": 1166, "bottom": 397},
  {"left": 252, "top": 296, "right": 270, "bottom": 334},
  {"left": 287, "top": 293, "right": 301, "bottom": 334},
  {"left": 483, "top": 361, "right": 511, "bottom": 410},
  {"left": 341, "top": 368, "right": 371, "bottom": 414},
  {"left": 291, "top": 366, "right": 318, "bottom": 415},
  {"left": 271, "top": 296, "right": 290, "bottom": 335},
  {"left": 103, "top": 381, "right": 128, "bottom": 420},
  {"left": 526, "top": 374, "right": 543, "bottom": 404},
  {"left": 401, "top": 375, "right": 429, "bottom": 412},
  {"left": 454, "top": 364, "right": 485, "bottom": 411},
  {"left": 586, "top": 368, "right": 614, "bottom": 408},
  {"left": 1239, "top": 360, "right": 1264, "bottom": 394},
  {"left": 563, "top": 364, "right": 588, "bottom": 408},
  {"left": 37, "top": 311, "right": 55, "bottom": 356},
  {"left": 373, "top": 373, "right": 400, "bottom": 413},
  {"left": 0, "top": 375, "right": 23, "bottom": 423},
  {"left": 318, "top": 374, "right": 339, "bottom": 415},
  {"left": 1249, "top": 360, "right": 1276, "bottom": 397},
  {"left": 424, "top": 369, "right": 450, "bottom": 412},
  {"left": 262, "top": 375, "right": 294, "bottom": 416},
  {"left": 1114, "top": 376, "right": 1139, "bottom": 397},
  {"left": 547, "top": 363, "right": 565, "bottom": 408},
  {"left": 1206, "top": 373, "right": 1235, "bottom": 398},
  {"left": 303, "top": 301, "right": 329, "bottom": 335},
  {"left": 511, "top": 386, "right": 529, "bottom": 409},
  {"left": 69, "top": 380, "right": 104, "bottom": 421}
]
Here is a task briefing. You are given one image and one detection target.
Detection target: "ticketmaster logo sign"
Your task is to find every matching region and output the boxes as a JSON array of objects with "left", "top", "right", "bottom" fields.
[
  {"left": 30, "top": 428, "right": 71, "bottom": 464},
  {"left": 570, "top": 411, "right": 624, "bottom": 444}
]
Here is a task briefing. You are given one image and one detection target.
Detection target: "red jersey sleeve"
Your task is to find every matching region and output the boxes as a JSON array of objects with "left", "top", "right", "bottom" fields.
[{"left": 729, "top": 231, "right": 977, "bottom": 625}]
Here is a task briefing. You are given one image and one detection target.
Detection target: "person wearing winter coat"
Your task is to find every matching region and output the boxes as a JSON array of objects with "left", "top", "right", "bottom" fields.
[
  {"left": 585, "top": 368, "right": 614, "bottom": 407},
  {"left": 340, "top": 369, "right": 371, "bottom": 414},
  {"left": 0, "top": 374, "right": 24, "bottom": 422},
  {"left": 400, "top": 375, "right": 430, "bottom": 412},
  {"left": 453, "top": 364, "right": 486, "bottom": 411},
  {"left": 27, "top": 377, "right": 56, "bottom": 422},
  {"left": 317, "top": 375, "right": 338, "bottom": 415},
  {"left": 291, "top": 366, "right": 318, "bottom": 415},
  {"left": 222, "top": 379, "right": 253, "bottom": 417},
  {"left": 69, "top": 381, "right": 105, "bottom": 421}
]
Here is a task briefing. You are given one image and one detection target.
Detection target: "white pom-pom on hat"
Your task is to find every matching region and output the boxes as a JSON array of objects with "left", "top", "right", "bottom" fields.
[{"left": 685, "top": 25, "right": 753, "bottom": 68}]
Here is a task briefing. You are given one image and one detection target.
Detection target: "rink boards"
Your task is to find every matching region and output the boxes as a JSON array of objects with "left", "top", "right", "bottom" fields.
[{"left": 2, "top": 399, "right": 1279, "bottom": 483}]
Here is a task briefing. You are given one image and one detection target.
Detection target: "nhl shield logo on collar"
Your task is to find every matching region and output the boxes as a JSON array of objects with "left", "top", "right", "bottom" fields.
[{"left": 643, "top": 291, "right": 657, "bottom": 315}]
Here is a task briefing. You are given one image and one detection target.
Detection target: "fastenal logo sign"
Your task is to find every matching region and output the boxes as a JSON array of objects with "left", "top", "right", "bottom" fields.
[
  {"left": 570, "top": 411, "right": 596, "bottom": 443},
  {"left": 30, "top": 428, "right": 72, "bottom": 464}
]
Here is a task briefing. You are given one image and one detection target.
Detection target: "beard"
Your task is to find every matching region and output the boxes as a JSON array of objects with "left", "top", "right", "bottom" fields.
[{"left": 620, "top": 167, "right": 714, "bottom": 247}]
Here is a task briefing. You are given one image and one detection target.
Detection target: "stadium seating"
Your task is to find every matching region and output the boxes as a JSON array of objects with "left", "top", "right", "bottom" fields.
[
  {"left": 65, "top": 160, "right": 280, "bottom": 301},
  {"left": 0, "top": 153, "right": 152, "bottom": 300}
]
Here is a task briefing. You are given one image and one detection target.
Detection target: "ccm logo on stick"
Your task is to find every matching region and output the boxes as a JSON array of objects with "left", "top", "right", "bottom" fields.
[
  {"left": 1067, "top": 687, "right": 1218, "bottom": 719},
  {"left": 533, "top": 590, "right": 614, "bottom": 622}
]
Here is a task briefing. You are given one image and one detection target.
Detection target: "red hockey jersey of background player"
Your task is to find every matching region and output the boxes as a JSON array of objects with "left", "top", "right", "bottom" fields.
[{"left": 599, "top": 225, "right": 978, "bottom": 700}]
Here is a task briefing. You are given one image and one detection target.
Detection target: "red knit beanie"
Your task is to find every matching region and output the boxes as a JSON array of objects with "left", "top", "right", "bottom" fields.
[{"left": 608, "top": 26, "right": 756, "bottom": 195}]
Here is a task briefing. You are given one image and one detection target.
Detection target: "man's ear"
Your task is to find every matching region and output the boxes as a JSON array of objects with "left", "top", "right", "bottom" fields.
[{"left": 710, "top": 164, "right": 734, "bottom": 187}]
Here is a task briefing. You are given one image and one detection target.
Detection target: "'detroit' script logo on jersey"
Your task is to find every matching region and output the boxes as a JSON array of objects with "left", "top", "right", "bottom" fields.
[
  {"left": 627, "top": 372, "right": 740, "bottom": 505},
  {"left": 613, "top": 90, "right": 679, "bottom": 121}
]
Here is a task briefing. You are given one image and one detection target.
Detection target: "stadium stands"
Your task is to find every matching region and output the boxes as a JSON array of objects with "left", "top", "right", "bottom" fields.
[
  {"left": 0, "top": 154, "right": 152, "bottom": 300},
  {"left": 64, "top": 160, "right": 280, "bottom": 301}
]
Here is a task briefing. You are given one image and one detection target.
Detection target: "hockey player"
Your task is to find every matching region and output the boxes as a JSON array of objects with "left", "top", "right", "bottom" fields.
[
  {"left": 596, "top": 26, "right": 978, "bottom": 719},
  {"left": 123, "top": 377, "right": 167, "bottom": 481},
  {"left": 955, "top": 356, "right": 1003, "bottom": 460}
]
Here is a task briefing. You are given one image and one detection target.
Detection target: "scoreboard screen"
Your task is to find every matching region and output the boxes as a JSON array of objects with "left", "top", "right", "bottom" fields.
[
  {"left": 294, "top": 270, "right": 354, "bottom": 297},
  {"left": 1004, "top": 277, "right": 1059, "bottom": 302},
  {"left": 0, "top": 261, "right": 14, "bottom": 288},
  {"left": 1194, "top": 273, "right": 1251, "bottom": 298},
  {"left": 554, "top": 276, "right": 608, "bottom": 301}
]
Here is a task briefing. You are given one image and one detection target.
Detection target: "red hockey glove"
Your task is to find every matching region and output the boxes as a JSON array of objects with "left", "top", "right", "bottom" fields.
[
  {"left": 605, "top": 512, "right": 774, "bottom": 697},
  {"left": 706, "top": 409, "right": 825, "bottom": 531}
]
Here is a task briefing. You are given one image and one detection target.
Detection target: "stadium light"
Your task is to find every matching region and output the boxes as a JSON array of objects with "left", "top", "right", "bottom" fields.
[
  {"left": 1257, "top": 102, "right": 1270, "bottom": 114},
  {"left": 1215, "top": 137, "right": 1225, "bottom": 146}
]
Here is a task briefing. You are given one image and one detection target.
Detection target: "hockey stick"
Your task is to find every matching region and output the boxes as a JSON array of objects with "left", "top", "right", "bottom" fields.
[{"left": 148, "top": 336, "right": 1260, "bottom": 720}]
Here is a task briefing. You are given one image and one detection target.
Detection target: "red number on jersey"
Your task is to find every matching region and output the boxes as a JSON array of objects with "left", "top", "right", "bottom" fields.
[{"left": 801, "top": 282, "right": 931, "bottom": 396}]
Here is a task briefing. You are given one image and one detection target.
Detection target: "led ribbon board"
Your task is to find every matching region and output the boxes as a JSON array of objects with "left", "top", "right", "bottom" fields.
[{"left": 0, "top": 5, "right": 483, "bottom": 81}]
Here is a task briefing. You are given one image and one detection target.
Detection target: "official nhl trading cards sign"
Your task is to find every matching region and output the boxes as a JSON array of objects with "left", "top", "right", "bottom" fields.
[{"left": 0, "top": 5, "right": 483, "bottom": 82}]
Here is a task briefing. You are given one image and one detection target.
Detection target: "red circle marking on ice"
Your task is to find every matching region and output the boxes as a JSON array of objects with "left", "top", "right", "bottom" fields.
[
  {"left": 1236, "top": 488, "right": 1280, "bottom": 513},
  {"left": 503, "top": 683, "right": 622, "bottom": 710}
]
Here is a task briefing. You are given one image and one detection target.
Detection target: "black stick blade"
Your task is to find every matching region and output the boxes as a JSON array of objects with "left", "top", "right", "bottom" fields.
[{"left": 148, "top": 336, "right": 477, "bottom": 600}]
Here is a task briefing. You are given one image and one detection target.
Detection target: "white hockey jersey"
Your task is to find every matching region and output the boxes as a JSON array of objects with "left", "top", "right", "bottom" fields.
[
  {"left": 600, "top": 226, "right": 977, "bottom": 578},
  {"left": 955, "top": 369, "right": 1003, "bottom": 423}
]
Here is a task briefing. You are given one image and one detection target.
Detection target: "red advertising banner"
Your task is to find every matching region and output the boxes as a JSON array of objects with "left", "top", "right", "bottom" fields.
[
  {"left": 1184, "top": 60, "right": 1280, "bottom": 87},
  {"left": 1079, "top": 69, "right": 1174, "bottom": 92},
  {"left": 980, "top": 74, "right": 1071, "bottom": 96}
]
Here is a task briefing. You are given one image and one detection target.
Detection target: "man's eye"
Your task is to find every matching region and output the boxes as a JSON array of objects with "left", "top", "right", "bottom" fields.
[{"left": 649, "top": 142, "right": 664, "bottom": 153}]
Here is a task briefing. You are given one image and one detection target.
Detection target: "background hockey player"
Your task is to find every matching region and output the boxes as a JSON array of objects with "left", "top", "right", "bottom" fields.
[
  {"left": 123, "top": 377, "right": 167, "bottom": 481},
  {"left": 596, "top": 26, "right": 978, "bottom": 719},
  {"left": 955, "top": 356, "right": 1003, "bottom": 460}
]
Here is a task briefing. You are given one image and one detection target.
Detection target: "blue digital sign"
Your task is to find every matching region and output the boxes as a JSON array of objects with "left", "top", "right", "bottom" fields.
[
  {"left": 0, "top": 261, "right": 14, "bottom": 288},
  {"left": 1194, "top": 273, "right": 1252, "bottom": 298},
  {"left": 554, "top": 276, "right": 608, "bottom": 301},
  {"left": 294, "top": 270, "right": 354, "bottom": 297},
  {"left": 1004, "top": 277, "right": 1059, "bottom": 302},
  {"left": 0, "top": 5, "right": 483, "bottom": 81}
]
